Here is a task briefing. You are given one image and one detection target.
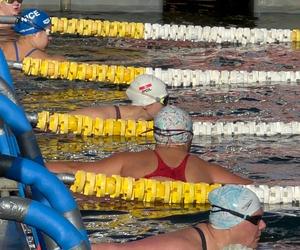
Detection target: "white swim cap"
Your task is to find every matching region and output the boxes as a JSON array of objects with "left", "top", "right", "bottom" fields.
[
  {"left": 209, "top": 185, "right": 261, "bottom": 229},
  {"left": 126, "top": 74, "right": 168, "bottom": 106},
  {"left": 154, "top": 105, "right": 193, "bottom": 145}
]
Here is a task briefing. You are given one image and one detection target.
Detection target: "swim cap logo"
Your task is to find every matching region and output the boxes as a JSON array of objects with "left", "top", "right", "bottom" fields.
[
  {"left": 43, "top": 18, "right": 50, "bottom": 25},
  {"left": 242, "top": 200, "right": 253, "bottom": 211},
  {"left": 21, "top": 10, "right": 40, "bottom": 22},
  {"left": 138, "top": 82, "right": 152, "bottom": 93}
]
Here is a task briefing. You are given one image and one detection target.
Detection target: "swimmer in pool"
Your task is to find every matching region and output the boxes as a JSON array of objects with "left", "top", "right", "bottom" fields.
[
  {"left": 47, "top": 105, "right": 252, "bottom": 185},
  {"left": 69, "top": 74, "right": 169, "bottom": 121},
  {"left": 0, "top": 8, "right": 65, "bottom": 62},
  {"left": 91, "top": 185, "right": 266, "bottom": 250}
]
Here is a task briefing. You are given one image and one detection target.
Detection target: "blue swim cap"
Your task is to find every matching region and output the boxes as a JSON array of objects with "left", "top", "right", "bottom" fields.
[
  {"left": 209, "top": 185, "right": 261, "bottom": 229},
  {"left": 154, "top": 105, "right": 193, "bottom": 145},
  {"left": 14, "top": 8, "right": 51, "bottom": 35}
]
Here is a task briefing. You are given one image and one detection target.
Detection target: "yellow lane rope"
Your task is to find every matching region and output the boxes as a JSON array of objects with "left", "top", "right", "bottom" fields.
[
  {"left": 22, "top": 57, "right": 145, "bottom": 84},
  {"left": 70, "top": 171, "right": 221, "bottom": 204},
  {"left": 70, "top": 171, "right": 300, "bottom": 204},
  {"left": 36, "top": 111, "right": 153, "bottom": 137},
  {"left": 16, "top": 57, "right": 300, "bottom": 86},
  {"left": 35, "top": 111, "right": 300, "bottom": 137}
]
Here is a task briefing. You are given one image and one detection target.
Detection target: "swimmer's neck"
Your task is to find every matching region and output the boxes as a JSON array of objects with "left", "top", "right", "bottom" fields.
[{"left": 204, "top": 224, "right": 232, "bottom": 250}]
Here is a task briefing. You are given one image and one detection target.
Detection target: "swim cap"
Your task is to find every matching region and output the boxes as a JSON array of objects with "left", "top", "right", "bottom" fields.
[
  {"left": 126, "top": 74, "right": 168, "bottom": 106},
  {"left": 154, "top": 105, "right": 193, "bottom": 145},
  {"left": 14, "top": 8, "right": 51, "bottom": 35},
  {"left": 209, "top": 185, "right": 261, "bottom": 229},
  {"left": 223, "top": 244, "right": 253, "bottom": 250}
]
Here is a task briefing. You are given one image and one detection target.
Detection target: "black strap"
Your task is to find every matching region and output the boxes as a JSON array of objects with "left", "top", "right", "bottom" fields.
[
  {"left": 114, "top": 105, "right": 121, "bottom": 119},
  {"left": 25, "top": 48, "right": 38, "bottom": 57},
  {"left": 192, "top": 226, "right": 207, "bottom": 250}
]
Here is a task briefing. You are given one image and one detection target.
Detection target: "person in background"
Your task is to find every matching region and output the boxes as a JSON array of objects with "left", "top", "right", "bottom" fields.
[
  {"left": 69, "top": 74, "right": 169, "bottom": 120},
  {"left": 0, "top": 0, "right": 22, "bottom": 17},
  {"left": 47, "top": 105, "right": 252, "bottom": 185},
  {"left": 0, "top": 0, "right": 22, "bottom": 29},
  {"left": 91, "top": 185, "right": 266, "bottom": 250},
  {"left": 0, "top": 8, "right": 65, "bottom": 61}
]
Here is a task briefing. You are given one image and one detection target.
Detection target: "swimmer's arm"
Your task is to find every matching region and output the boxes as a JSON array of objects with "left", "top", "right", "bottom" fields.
[
  {"left": 49, "top": 54, "right": 65, "bottom": 61},
  {"left": 69, "top": 107, "right": 107, "bottom": 119},
  {"left": 208, "top": 163, "right": 253, "bottom": 185},
  {"left": 69, "top": 106, "right": 151, "bottom": 120},
  {"left": 46, "top": 152, "right": 125, "bottom": 176},
  {"left": 91, "top": 228, "right": 197, "bottom": 250},
  {"left": 30, "top": 50, "right": 65, "bottom": 61}
]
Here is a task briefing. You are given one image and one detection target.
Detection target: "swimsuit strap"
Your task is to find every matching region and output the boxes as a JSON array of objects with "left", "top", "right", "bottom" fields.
[
  {"left": 114, "top": 105, "right": 121, "bottom": 119},
  {"left": 192, "top": 226, "right": 207, "bottom": 250},
  {"left": 24, "top": 48, "right": 38, "bottom": 58},
  {"left": 13, "top": 41, "right": 20, "bottom": 62},
  {"left": 152, "top": 150, "right": 189, "bottom": 181}
]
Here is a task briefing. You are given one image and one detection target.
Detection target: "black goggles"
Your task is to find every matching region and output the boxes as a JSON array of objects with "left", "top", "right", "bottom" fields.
[
  {"left": 154, "top": 126, "right": 193, "bottom": 137},
  {"left": 211, "top": 205, "right": 263, "bottom": 226},
  {"left": 4, "top": 0, "right": 22, "bottom": 4}
]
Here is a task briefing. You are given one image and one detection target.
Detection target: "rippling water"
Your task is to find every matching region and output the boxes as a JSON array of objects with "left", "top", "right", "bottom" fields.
[{"left": 8, "top": 10, "right": 300, "bottom": 249}]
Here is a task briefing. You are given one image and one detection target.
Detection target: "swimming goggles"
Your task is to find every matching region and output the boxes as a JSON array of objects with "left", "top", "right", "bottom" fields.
[
  {"left": 211, "top": 205, "right": 263, "bottom": 226},
  {"left": 4, "top": 0, "right": 23, "bottom": 4},
  {"left": 140, "top": 126, "right": 193, "bottom": 137},
  {"left": 159, "top": 95, "right": 169, "bottom": 106},
  {"left": 140, "top": 91, "right": 169, "bottom": 106},
  {"left": 154, "top": 126, "right": 193, "bottom": 137}
]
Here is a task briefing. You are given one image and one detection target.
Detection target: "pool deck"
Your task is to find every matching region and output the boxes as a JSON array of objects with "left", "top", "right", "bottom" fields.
[{"left": 22, "top": 0, "right": 163, "bottom": 12}]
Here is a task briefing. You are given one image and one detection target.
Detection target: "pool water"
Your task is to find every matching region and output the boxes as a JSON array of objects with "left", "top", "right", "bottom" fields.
[{"left": 8, "top": 10, "right": 300, "bottom": 249}]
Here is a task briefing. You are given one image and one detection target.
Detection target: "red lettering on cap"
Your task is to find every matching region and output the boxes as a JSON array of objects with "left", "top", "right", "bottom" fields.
[{"left": 139, "top": 82, "right": 152, "bottom": 92}]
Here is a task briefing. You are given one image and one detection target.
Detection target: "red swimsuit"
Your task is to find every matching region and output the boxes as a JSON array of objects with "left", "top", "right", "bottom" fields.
[{"left": 144, "top": 150, "right": 190, "bottom": 182}]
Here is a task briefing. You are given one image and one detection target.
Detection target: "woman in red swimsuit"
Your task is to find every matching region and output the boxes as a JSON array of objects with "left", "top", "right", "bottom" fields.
[{"left": 47, "top": 105, "right": 251, "bottom": 185}]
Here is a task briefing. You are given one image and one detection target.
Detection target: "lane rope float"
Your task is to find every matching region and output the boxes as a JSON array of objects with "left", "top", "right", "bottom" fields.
[
  {"left": 34, "top": 111, "right": 300, "bottom": 137},
  {"left": 10, "top": 57, "right": 300, "bottom": 87},
  {"left": 50, "top": 17, "right": 300, "bottom": 44},
  {"left": 0, "top": 15, "right": 297, "bottom": 44},
  {"left": 70, "top": 171, "right": 300, "bottom": 205}
]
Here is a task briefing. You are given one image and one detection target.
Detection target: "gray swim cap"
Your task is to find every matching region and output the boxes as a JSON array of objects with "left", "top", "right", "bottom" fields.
[
  {"left": 154, "top": 105, "right": 193, "bottom": 145},
  {"left": 126, "top": 74, "right": 168, "bottom": 106},
  {"left": 209, "top": 185, "right": 261, "bottom": 229}
]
